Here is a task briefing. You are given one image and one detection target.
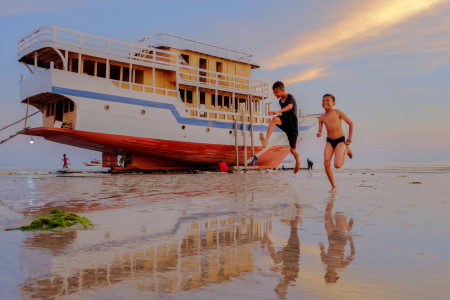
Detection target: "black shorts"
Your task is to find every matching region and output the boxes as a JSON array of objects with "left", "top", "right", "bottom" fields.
[
  {"left": 276, "top": 124, "right": 298, "bottom": 149},
  {"left": 327, "top": 136, "right": 345, "bottom": 149}
]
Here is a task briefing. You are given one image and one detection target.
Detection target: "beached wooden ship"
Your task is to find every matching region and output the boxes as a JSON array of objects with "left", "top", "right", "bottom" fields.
[{"left": 18, "top": 26, "right": 317, "bottom": 170}]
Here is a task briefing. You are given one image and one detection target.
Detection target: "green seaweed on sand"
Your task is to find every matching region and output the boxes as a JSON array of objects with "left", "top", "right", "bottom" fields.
[
  {"left": 7, "top": 209, "right": 92, "bottom": 231},
  {"left": 32, "top": 177, "right": 46, "bottom": 180},
  {"left": 409, "top": 182, "right": 422, "bottom": 184}
]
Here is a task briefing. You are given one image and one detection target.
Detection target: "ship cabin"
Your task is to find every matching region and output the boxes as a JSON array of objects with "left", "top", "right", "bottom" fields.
[{"left": 18, "top": 26, "right": 271, "bottom": 130}]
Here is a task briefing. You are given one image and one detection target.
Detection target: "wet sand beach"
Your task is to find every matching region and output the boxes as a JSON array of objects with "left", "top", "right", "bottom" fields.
[{"left": 1, "top": 164, "right": 449, "bottom": 299}]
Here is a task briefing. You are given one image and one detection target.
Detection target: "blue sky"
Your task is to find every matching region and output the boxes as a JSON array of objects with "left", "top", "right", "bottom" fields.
[{"left": 1, "top": 0, "right": 449, "bottom": 166}]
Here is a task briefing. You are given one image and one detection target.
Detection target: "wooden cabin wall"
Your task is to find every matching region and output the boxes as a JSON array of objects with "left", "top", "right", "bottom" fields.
[{"left": 169, "top": 48, "right": 252, "bottom": 78}]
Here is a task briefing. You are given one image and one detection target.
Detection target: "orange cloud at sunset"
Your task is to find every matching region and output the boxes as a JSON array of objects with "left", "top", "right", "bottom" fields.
[
  {"left": 265, "top": 0, "right": 449, "bottom": 70},
  {"left": 283, "top": 68, "right": 330, "bottom": 85}
]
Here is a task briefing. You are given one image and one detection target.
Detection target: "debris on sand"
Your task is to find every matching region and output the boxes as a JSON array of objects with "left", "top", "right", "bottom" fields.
[
  {"left": 409, "top": 182, "right": 422, "bottom": 184},
  {"left": 6, "top": 209, "right": 92, "bottom": 231}
]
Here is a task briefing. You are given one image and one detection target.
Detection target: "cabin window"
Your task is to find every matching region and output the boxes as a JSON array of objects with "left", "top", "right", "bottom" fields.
[
  {"left": 181, "top": 54, "right": 189, "bottom": 65},
  {"left": 64, "top": 99, "right": 69, "bottom": 113},
  {"left": 63, "top": 99, "right": 75, "bottom": 113},
  {"left": 83, "top": 60, "right": 95, "bottom": 76},
  {"left": 70, "top": 58, "right": 79, "bottom": 73},
  {"left": 216, "top": 62, "right": 223, "bottom": 73},
  {"left": 218, "top": 95, "right": 223, "bottom": 108},
  {"left": 179, "top": 89, "right": 185, "bottom": 102},
  {"left": 186, "top": 90, "right": 193, "bottom": 104},
  {"left": 110, "top": 65, "right": 121, "bottom": 80},
  {"left": 199, "top": 58, "right": 207, "bottom": 83},
  {"left": 134, "top": 69, "right": 144, "bottom": 84},
  {"left": 123, "top": 67, "right": 130, "bottom": 82},
  {"left": 55, "top": 101, "right": 64, "bottom": 122},
  {"left": 211, "top": 94, "right": 215, "bottom": 107},
  {"left": 224, "top": 96, "right": 229, "bottom": 109},
  {"left": 200, "top": 92, "right": 206, "bottom": 109},
  {"left": 97, "top": 62, "right": 106, "bottom": 78}
]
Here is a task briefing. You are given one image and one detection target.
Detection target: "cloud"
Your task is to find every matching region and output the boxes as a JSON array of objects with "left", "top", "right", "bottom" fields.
[
  {"left": 0, "top": 0, "right": 75, "bottom": 15},
  {"left": 0, "top": 7, "right": 50, "bottom": 15},
  {"left": 264, "top": 0, "right": 449, "bottom": 70},
  {"left": 283, "top": 67, "right": 331, "bottom": 85}
]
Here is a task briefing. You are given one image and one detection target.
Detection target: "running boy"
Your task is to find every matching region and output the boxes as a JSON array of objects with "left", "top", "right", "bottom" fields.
[
  {"left": 260, "top": 81, "right": 300, "bottom": 174},
  {"left": 317, "top": 94, "right": 353, "bottom": 193}
]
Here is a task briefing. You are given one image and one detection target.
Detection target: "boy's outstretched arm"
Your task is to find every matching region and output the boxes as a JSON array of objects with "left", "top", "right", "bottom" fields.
[
  {"left": 268, "top": 103, "right": 293, "bottom": 116},
  {"left": 337, "top": 110, "right": 353, "bottom": 146},
  {"left": 317, "top": 116, "right": 323, "bottom": 137}
]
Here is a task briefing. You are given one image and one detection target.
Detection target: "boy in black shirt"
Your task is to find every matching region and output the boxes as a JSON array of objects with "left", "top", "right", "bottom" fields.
[{"left": 260, "top": 81, "right": 300, "bottom": 173}]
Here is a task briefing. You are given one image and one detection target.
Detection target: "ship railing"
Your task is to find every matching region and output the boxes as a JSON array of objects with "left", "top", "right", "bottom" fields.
[
  {"left": 18, "top": 26, "right": 267, "bottom": 95},
  {"left": 155, "top": 33, "right": 253, "bottom": 63},
  {"left": 108, "top": 75, "right": 270, "bottom": 124},
  {"left": 178, "top": 66, "right": 269, "bottom": 97},
  {"left": 109, "top": 79, "right": 178, "bottom": 98},
  {"left": 18, "top": 26, "right": 187, "bottom": 69},
  {"left": 181, "top": 107, "right": 271, "bottom": 125}
]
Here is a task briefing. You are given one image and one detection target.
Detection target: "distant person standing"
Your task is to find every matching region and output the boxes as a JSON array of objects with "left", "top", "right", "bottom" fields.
[
  {"left": 307, "top": 158, "right": 314, "bottom": 170},
  {"left": 62, "top": 154, "right": 69, "bottom": 169},
  {"left": 218, "top": 159, "right": 228, "bottom": 172}
]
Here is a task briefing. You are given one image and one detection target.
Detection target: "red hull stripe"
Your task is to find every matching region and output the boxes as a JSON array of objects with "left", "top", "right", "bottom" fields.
[{"left": 24, "top": 127, "right": 293, "bottom": 170}]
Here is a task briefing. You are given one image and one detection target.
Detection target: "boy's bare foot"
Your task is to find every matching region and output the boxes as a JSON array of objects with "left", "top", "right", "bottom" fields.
[
  {"left": 294, "top": 160, "right": 301, "bottom": 174},
  {"left": 346, "top": 146, "right": 353, "bottom": 159},
  {"left": 259, "top": 133, "right": 268, "bottom": 148},
  {"left": 328, "top": 186, "right": 337, "bottom": 194}
]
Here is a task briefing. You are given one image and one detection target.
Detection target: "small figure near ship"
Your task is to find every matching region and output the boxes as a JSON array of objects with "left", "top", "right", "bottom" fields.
[
  {"left": 307, "top": 158, "right": 313, "bottom": 170},
  {"left": 62, "top": 154, "right": 69, "bottom": 169}
]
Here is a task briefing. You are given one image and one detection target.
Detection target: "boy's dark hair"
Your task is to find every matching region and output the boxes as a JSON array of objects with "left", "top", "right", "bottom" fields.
[
  {"left": 63, "top": 154, "right": 66, "bottom": 156},
  {"left": 323, "top": 94, "right": 335, "bottom": 102},
  {"left": 272, "top": 81, "right": 285, "bottom": 90}
]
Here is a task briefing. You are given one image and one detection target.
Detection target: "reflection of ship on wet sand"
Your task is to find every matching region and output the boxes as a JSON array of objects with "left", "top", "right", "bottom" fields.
[{"left": 19, "top": 213, "right": 293, "bottom": 298}]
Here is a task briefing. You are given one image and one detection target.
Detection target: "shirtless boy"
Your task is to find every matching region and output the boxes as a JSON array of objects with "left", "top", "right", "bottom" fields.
[
  {"left": 317, "top": 94, "right": 353, "bottom": 193},
  {"left": 260, "top": 81, "right": 301, "bottom": 174}
]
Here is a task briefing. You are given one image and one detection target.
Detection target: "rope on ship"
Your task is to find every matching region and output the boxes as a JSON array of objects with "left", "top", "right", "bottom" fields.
[
  {"left": 0, "top": 127, "right": 30, "bottom": 145},
  {"left": 0, "top": 80, "right": 20, "bottom": 102},
  {"left": 0, "top": 93, "right": 44, "bottom": 145}
]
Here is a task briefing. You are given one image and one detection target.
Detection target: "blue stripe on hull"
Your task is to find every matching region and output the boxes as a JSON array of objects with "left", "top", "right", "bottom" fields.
[{"left": 52, "top": 86, "right": 316, "bottom": 132}]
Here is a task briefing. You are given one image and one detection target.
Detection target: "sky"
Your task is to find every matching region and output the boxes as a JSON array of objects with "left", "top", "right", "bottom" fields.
[{"left": 0, "top": 0, "right": 449, "bottom": 166}]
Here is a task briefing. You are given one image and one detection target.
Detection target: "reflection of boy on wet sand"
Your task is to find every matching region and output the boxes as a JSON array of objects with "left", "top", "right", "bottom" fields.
[
  {"left": 319, "top": 200, "right": 355, "bottom": 283},
  {"left": 262, "top": 204, "right": 301, "bottom": 299}
]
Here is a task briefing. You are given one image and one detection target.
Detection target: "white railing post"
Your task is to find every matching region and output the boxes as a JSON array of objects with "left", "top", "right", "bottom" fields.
[
  {"left": 78, "top": 53, "right": 82, "bottom": 73},
  {"left": 64, "top": 50, "right": 68, "bottom": 71},
  {"left": 106, "top": 59, "right": 109, "bottom": 79},
  {"left": 215, "top": 89, "right": 218, "bottom": 119},
  {"left": 34, "top": 51, "right": 37, "bottom": 73},
  {"left": 129, "top": 63, "right": 132, "bottom": 89},
  {"left": 152, "top": 67, "right": 155, "bottom": 89},
  {"left": 196, "top": 86, "right": 199, "bottom": 109}
]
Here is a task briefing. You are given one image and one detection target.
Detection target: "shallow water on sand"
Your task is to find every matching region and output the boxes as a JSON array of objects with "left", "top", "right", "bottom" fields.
[{"left": 1, "top": 168, "right": 450, "bottom": 299}]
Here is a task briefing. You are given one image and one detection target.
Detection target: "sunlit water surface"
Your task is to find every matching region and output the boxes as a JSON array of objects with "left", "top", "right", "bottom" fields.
[{"left": 0, "top": 164, "right": 449, "bottom": 299}]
